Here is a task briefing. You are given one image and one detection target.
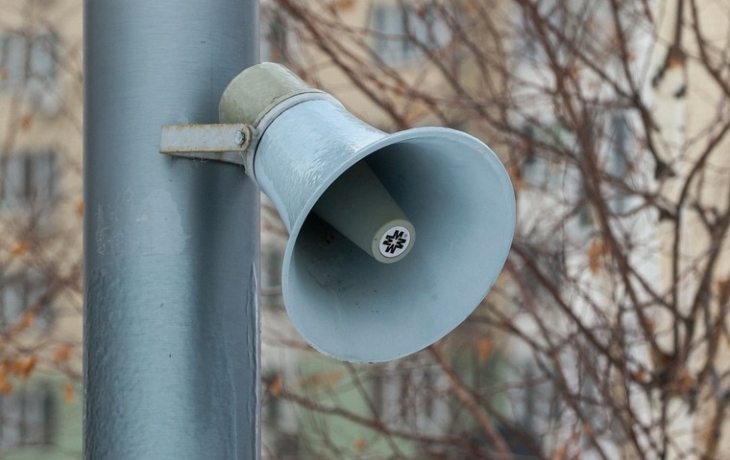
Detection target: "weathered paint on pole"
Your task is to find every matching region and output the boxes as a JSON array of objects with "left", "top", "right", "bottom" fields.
[{"left": 84, "top": 1, "right": 259, "bottom": 458}]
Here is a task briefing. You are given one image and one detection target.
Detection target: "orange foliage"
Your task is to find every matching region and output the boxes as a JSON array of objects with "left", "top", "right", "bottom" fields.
[
  {"left": 20, "top": 115, "right": 33, "bottom": 131},
  {"left": 54, "top": 343, "right": 73, "bottom": 363},
  {"left": 9, "top": 240, "right": 29, "bottom": 257},
  {"left": 587, "top": 239, "right": 606, "bottom": 274},
  {"left": 352, "top": 438, "right": 368, "bottom": 451},
  {"left": 9, "top": 354, "right": 37, "bottom": 380},
  {"left": 268, "top": 376, "right": 283, "bottom": 396},
  {"left": 18, "top": 309, "right": 35, "bottom": 330},
  {"left": 0, "top": 379, "right": 12, "bottom": 395},
  {"left": 477, "top": 339, "right": 492, "bottom": 363},
  {"left": 62, "top": 383, "right": 75, "bottom": 404}
]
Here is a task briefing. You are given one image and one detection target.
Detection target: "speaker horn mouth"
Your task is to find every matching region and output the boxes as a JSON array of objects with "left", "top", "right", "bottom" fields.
[{"left": 278, "top": 126, "right": 515, "bottom": 362}]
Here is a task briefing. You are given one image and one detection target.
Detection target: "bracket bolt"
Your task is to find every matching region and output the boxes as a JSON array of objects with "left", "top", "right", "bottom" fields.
[{"left": 235, "top": 130, "right": 246, "bottom": 146}]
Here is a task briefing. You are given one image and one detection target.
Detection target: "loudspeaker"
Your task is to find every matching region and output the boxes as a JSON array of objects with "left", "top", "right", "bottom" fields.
[{"left": 220, "top": 63, "right": 515, "bottom": 362}]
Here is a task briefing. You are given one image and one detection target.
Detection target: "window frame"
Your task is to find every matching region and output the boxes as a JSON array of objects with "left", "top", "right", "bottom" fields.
[
  {"left": 0, "top": 150, "right": 57, "bottom": 211},
  {"left": 0, "top": 29, "right": 58, "bottom": 93},
  {"left": 0, "top": 384, "right": 55, "bottom": 449},
  {"left": 0, "top": 271, "right": 54, "bottom": 331}
]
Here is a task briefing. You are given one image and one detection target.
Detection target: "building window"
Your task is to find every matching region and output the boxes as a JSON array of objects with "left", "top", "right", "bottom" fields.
[
  {"left": 521, "top": 243, "right": 565, "bottom": 295},
  {"left": 370, "top": 362, "right": 448, "bottom": 434},
  {"left": 0, "top": 385, "right": 55, "bottom": 449},
  {"left": 577, "top": 113, "right": 630, "bottom": 225},
  {"left": 0, "top": 151, "right": 56, "bottom": 209},
  {"left": 608, "top": 113, "right": 629, "bottom": 213},
  {"left": 0, "top": 31, "right": 58, "bottom": 92},
  {"left": 261, "top": 246, "right": 284, "bottom": 309},
  {"left": 610, "top": 115, "right": 628, "bottom": 176},
  {"left": 518, "top": 122, "right": 570, "bottom": 190},
  {"left": 578, "top": 178, "right": 593, "bottom": 227},
  {"left": 260, "top": 10, "right": 292, "bottom": 64},
  {"left": 371, "top": 3, "right": 451, "bottom": 65},
  {"left": 0, "top": 273, "right": 53, "bottom": 331}
]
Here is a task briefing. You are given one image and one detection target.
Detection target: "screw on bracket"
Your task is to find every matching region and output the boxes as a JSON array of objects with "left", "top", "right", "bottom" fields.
[{"left": 235, "top": 130, "right": 246, "bottom": 146}]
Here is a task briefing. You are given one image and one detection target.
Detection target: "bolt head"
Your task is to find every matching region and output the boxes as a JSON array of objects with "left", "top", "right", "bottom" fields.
[{"left": 235, "top": 130, "right": 245, "bottom": 146}]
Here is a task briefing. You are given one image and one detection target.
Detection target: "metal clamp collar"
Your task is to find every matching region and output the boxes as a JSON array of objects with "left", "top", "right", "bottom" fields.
[{"left": 158, "top": 92, "right": 342, "bottom": 184}]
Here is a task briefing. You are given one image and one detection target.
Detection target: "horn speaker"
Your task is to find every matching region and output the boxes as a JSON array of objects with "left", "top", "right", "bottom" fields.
[{"left": 219, "top": 63, "right": 515, "bottom": 362}]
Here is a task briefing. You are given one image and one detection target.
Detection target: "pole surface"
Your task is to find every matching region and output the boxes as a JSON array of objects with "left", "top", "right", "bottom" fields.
[{"left": 84, "top": 1, "right": 259, "bottom": 459}]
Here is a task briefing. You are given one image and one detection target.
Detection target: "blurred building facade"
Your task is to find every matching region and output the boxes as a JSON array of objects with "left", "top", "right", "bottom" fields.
[
  {"left": 651, "top": 1, "right": 730, "bottom": 457},
  {"left": 0, "top": 0, "right": 83, "bottom": 458}
]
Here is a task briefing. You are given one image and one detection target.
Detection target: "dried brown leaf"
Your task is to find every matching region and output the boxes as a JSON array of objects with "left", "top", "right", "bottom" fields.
[
  {"left": 333, "top": 0, "right": 355, "bottom": 11},
  {"left": 477, "top": 339, "right": 492, "bottom": 363},
  {"left": 353, "top": 438, "right": 368, "bottom": 451},
  {"left": 587, "top": 239, "right": 605, "bottom": 274},
  {"left": 552, "top": 445, "right": 567, "bottom": 460},
  {"left": 633, "top": 367, "right": 649, "bottom": 384},
  {"left": 303, "top": 369, "right": 345, "bottom": 389},
  {"left": 268, "top": 377, "right": 283, "bottom": 396},
  {"left": 54, "top": 343, "right": 73, "bottom": 363},
  {"left": 0, "top": 379, "right": 12, "bottom": 396},
  {"left": 507, "top": 163, "right": 524, "bottom": 194},
  {"left": 62, "top": 383, "right": 75, "bottom": 404},
  {"left": 10, "top": 355, "right": 37, "bottom": 380},
  {"left": 678, "top": 368, "right": 695, "bottom": 394},
  {"left": 9, "top": 241, "right": 29, "bottom": 257},
  {"left": 20, "top": 115, "right": 33, "bottom": 131},
  {"left": 18, "top": 309, "right": 34, "bottom": 330}
]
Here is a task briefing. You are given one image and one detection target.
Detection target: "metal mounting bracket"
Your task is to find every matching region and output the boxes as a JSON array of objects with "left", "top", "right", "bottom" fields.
[{"left": 159, "top": 123, "right": 254, "bottom": 167}]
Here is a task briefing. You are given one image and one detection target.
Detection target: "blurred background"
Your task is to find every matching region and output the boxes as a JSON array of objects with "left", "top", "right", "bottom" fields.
[{"left": 1, "top": 0, "right": 730, "bottom": 458}]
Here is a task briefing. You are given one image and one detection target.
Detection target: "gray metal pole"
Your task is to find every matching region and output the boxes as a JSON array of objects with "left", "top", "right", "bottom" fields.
[{"left": 84, "top": 1, "right": 259, "bottom": 459}]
